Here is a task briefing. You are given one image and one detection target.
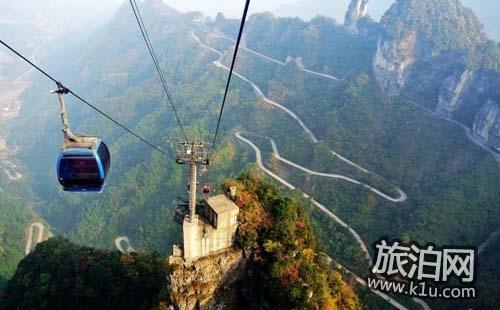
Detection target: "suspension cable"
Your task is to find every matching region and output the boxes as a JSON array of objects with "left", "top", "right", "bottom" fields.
[
  {"left": 0, "top": 39, "right": 169, "bottom": 156},
  {"left": 209, "top": 0, "right": 251, "bottom": 160},
  {"left": 128, "top": 0, "right": 187, "bottom": 141}
]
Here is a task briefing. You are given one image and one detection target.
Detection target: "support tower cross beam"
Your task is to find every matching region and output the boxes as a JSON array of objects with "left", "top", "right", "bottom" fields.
[{"left": 175, "top": 142, "right": 209, "bottom": 222}]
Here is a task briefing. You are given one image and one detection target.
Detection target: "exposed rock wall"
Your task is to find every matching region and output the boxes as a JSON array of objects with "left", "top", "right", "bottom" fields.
[
  {"left": 372, "top": 0, "right": 500, "bottom": 153},
  {"left": 473, "top": 100, "right": 500, "bottom": 151},
  {"left": 167, "top": 249, "right": 246, "bottom": 310},
  {"left": 372, "top": 31, "right": 417, "bottom": 96},
  {"left": 436, "top": 69, "right": 474, "bottom": 117},
  {"left": 344, "top": 0, "right": 369, "bottom": 34}
]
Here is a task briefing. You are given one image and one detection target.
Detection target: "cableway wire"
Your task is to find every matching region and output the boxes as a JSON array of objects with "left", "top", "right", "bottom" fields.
[
  {"left": 0, "top": 38, "right": 169, "bottom": 156},
  {"left": 208, "top": 0, "right": 251, "bottom": 172},
  {"left": 129, "top": 0, "right": 187, "bottom": 141}
]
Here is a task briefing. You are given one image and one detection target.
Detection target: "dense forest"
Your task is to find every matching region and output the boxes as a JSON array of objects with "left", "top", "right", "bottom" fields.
[
  {"left": 0, "top": 0, "right": 499, "bottom": 308},
  {"left": 0, "top": 191, "right": 33, "bottom": 289},
  {"left": 0, "top": 237, "right": 167, "bottom": 310},
  {"left": 227, "top": 172, "right": 360, "bottom": 309},
  {"left": 1, "top": 174, "right": 362, "bottom": 309}
]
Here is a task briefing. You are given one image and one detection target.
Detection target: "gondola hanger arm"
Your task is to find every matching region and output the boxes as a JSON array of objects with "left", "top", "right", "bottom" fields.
[{"left": 51, "top": 84, "right": 81, "bottom": 143}]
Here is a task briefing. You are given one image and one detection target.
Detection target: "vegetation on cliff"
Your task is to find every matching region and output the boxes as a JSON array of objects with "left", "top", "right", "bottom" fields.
[
  {"left": 1, "top": 173, "right": 360, "bottom": 310},
  {"left": 1, "top": 0, "right": 499, "bottom": 308},
  {"left": 381, "top": 0, "right": 500, "bottom": 71},
  {"left": 0, "top": 191, "right": 33, "bottom": 290},
  {"left": 381, "top": 0, "right": 485, "bottom": 51},
  {"left": 227, "top": 172, "right": 360, "bottom": 309}
]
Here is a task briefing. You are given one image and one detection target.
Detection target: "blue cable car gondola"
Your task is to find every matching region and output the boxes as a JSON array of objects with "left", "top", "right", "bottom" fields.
[
  {"left": 53, "top": 86, "right": 110, "bottom": 192},
  {"left": 57, "top": 138, "right": 110, "bottom": 192}
]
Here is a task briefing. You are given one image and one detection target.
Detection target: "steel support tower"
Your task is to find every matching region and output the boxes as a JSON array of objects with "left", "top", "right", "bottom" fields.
[{"left": 175, "top": 142, "right": 209, "bottom": 221}]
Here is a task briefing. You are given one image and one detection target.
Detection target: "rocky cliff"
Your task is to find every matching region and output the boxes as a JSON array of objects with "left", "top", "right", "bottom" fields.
[
  {"left": 473, "top": 100, "right": 500, "bottom": 152},
  {"left": 373, "top": 30, "right": 417, "bottom": 96},
  {"left": 436, "top": 68, "right": 474, "bottom": 117},
  {"left": 344, "top": 0, "right": 369, "bottom": 34},
  {"left": 372, "top": 0, "right": 500, "bottom": 152},
  {"left": 167, "top": 249, "right": 246, "bottom": 310}
]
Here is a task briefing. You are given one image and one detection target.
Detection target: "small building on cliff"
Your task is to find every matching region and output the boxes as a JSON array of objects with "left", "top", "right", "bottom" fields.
[{"left": 182, "top": 194, "right": 239, "bottom": 260}]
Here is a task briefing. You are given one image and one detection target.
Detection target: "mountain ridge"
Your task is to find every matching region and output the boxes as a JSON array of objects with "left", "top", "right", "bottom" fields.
[{"left": 0, "top": 0, "right": 499, "bottom": 308}]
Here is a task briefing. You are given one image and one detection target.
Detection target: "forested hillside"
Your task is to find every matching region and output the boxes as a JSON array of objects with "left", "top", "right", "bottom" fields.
[
  {"left": 0, "top": 237, "right": 167, "bottom": 310},
  {"left": 208, "top": 8, "right": 500, "bottom": 248},
  {"left": 209, "top": 6, "right": 500, "bottom": 308},
  {"left": 0, "top": 0, "right": 499, "bottom": 308},
  {"left": 0, "top": 191, "right": 33, "bottom": 289},
  {"left": 1, "top": 174, "right": 361, "bottom": 310},
  {"left": 228, "top": 172, "right": 360, "bottom": 309}
]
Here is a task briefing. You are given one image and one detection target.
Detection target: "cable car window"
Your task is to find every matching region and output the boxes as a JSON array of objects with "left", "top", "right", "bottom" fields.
[
  {"left": 59, "top": 156, "right": 100, "bottom": 180},
  {"left": 97, "top": 143, "right": 110, "bottom": 175}
]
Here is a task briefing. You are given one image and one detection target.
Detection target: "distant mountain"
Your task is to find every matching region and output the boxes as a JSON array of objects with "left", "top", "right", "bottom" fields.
[
  {"left": 270, "top": 0, "right": 500, "bottom": 41},
  {"left": 381, "top": 0, "right": 486, "bottom": 52},
  {"left": 270, "top": 0, "right": 394, "bottom": 22},
  {"left": 461, "top": 0, "right": 500, "bottom": 41},
  {"left": 374, "top": 0, "right": 500, "bottom": 150},
  {"left": 1, "top": 0, "right": 500, "bottom": 308},
  {"left": 272, "top": 0, "right": 349, "bottom": 23}
]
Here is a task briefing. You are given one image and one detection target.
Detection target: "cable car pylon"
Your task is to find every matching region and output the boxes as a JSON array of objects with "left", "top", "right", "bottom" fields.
[{"left": 175, "top": 142, "right": 209, "bottom": 222}]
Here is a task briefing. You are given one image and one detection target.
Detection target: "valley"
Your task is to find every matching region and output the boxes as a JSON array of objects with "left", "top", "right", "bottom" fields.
[
  {"left": 1, "top": 0, "right": 500, "bottom": 308},
  {"left": 0, "top": 33, "right": 55, "bottom": 181},
  {"left": 193, "top": 25, "right": 431, "bottom": 308}
]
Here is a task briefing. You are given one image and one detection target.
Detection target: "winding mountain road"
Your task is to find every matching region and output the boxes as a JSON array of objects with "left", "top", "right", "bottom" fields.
[
  {"left": 12, "top": 35, "right": 51, "bottom": 85},
  {"left": 25, "top": 222, "right": 44, "bottom": 255},
  {"left": 115, "top": 236, "right": 136, "bottom": 254},
  {"left": 201, "top": 27, "right": 498, "bottom": 283},
  {"left": 294, "top": 57, "right": 339, "bottom": 81},
  {"left": 406, "top": 99, "right": 500, "bottom": 160},
  {"left": 194, "top": 30, "right": 428, "bottom": 310},
  {"left": 269, "top": 138, "right": 407, "bottom": 202},
  {"left": 204, "top": 29, "right": 340, "bottom": 81},
  {"left": 1, "top": 159, "right": 22, "bottom": 180},
  {"left": 236, "top": 132, "right": 413, "bottom": 309},
  {"left": 192, "top": 30, "right": 406, "bottom": 202}
]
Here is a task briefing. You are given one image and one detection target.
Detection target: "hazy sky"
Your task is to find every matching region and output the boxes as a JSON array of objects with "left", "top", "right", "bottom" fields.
[
  {"left": 1, "top": 0, "right": 497, "bottom": 40},
  {"left": 161, "top": 0, "right": 391, "bottom": 20},
  {"left": 163, "top": 0, "right": 293, "bottom": 17},
  {"left": 160, "top": 0, "right": 498, "bottom": 40}
]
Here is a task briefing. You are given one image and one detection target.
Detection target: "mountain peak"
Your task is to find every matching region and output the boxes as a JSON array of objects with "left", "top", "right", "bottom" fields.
[
  {"left": 141, "top": 0, "right": 178, "bottom": 16},
  {"left": 381, "top": 0, "right": 486, "bottom": 51},
  {"left": 344, "top": 0, "right": 369, "bottom": 34}
]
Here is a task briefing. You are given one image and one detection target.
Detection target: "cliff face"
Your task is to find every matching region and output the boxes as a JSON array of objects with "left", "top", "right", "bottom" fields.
[
  {"left": 436, "top": 68, "right": 474, "bottom": 117},
  {"left": 473, "top": 100, "right": 500, "bottom": 151},
  {"left": 372, "top": 0, "right": 500, "bottom": 152},
  {"left": 344, "top": 0, "right": 369, "bottom": 34},
  {"left": 167, "top": 249, "right": 246, "bottom": 310},
  {"left": 373, "top": 30, "right": 417, "bottom": 96}
]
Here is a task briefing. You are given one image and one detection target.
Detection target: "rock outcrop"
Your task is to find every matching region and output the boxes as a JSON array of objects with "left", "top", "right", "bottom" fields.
[
  {"left": 372, "top": 31, "right": 417, "bottom": 96},
  {"left": 372, "top": 0, "right": 500, "bottom": 153},
  {"left": 344, "top": 0, "right": 369, "bottom": 34},
  {"left": 473, "top": 100, "right": 500, "bottom": 151},
  {"left": 167, "top": 249, "right": 246, "bottom": 310},
  {"left": 436, "top": 69, "right": 474, "bottom": 117}
]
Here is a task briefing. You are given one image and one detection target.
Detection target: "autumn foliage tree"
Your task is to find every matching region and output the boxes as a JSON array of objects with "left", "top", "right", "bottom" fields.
[{"left": 226, "top": 171, "right": 360, "bottom": 309}]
